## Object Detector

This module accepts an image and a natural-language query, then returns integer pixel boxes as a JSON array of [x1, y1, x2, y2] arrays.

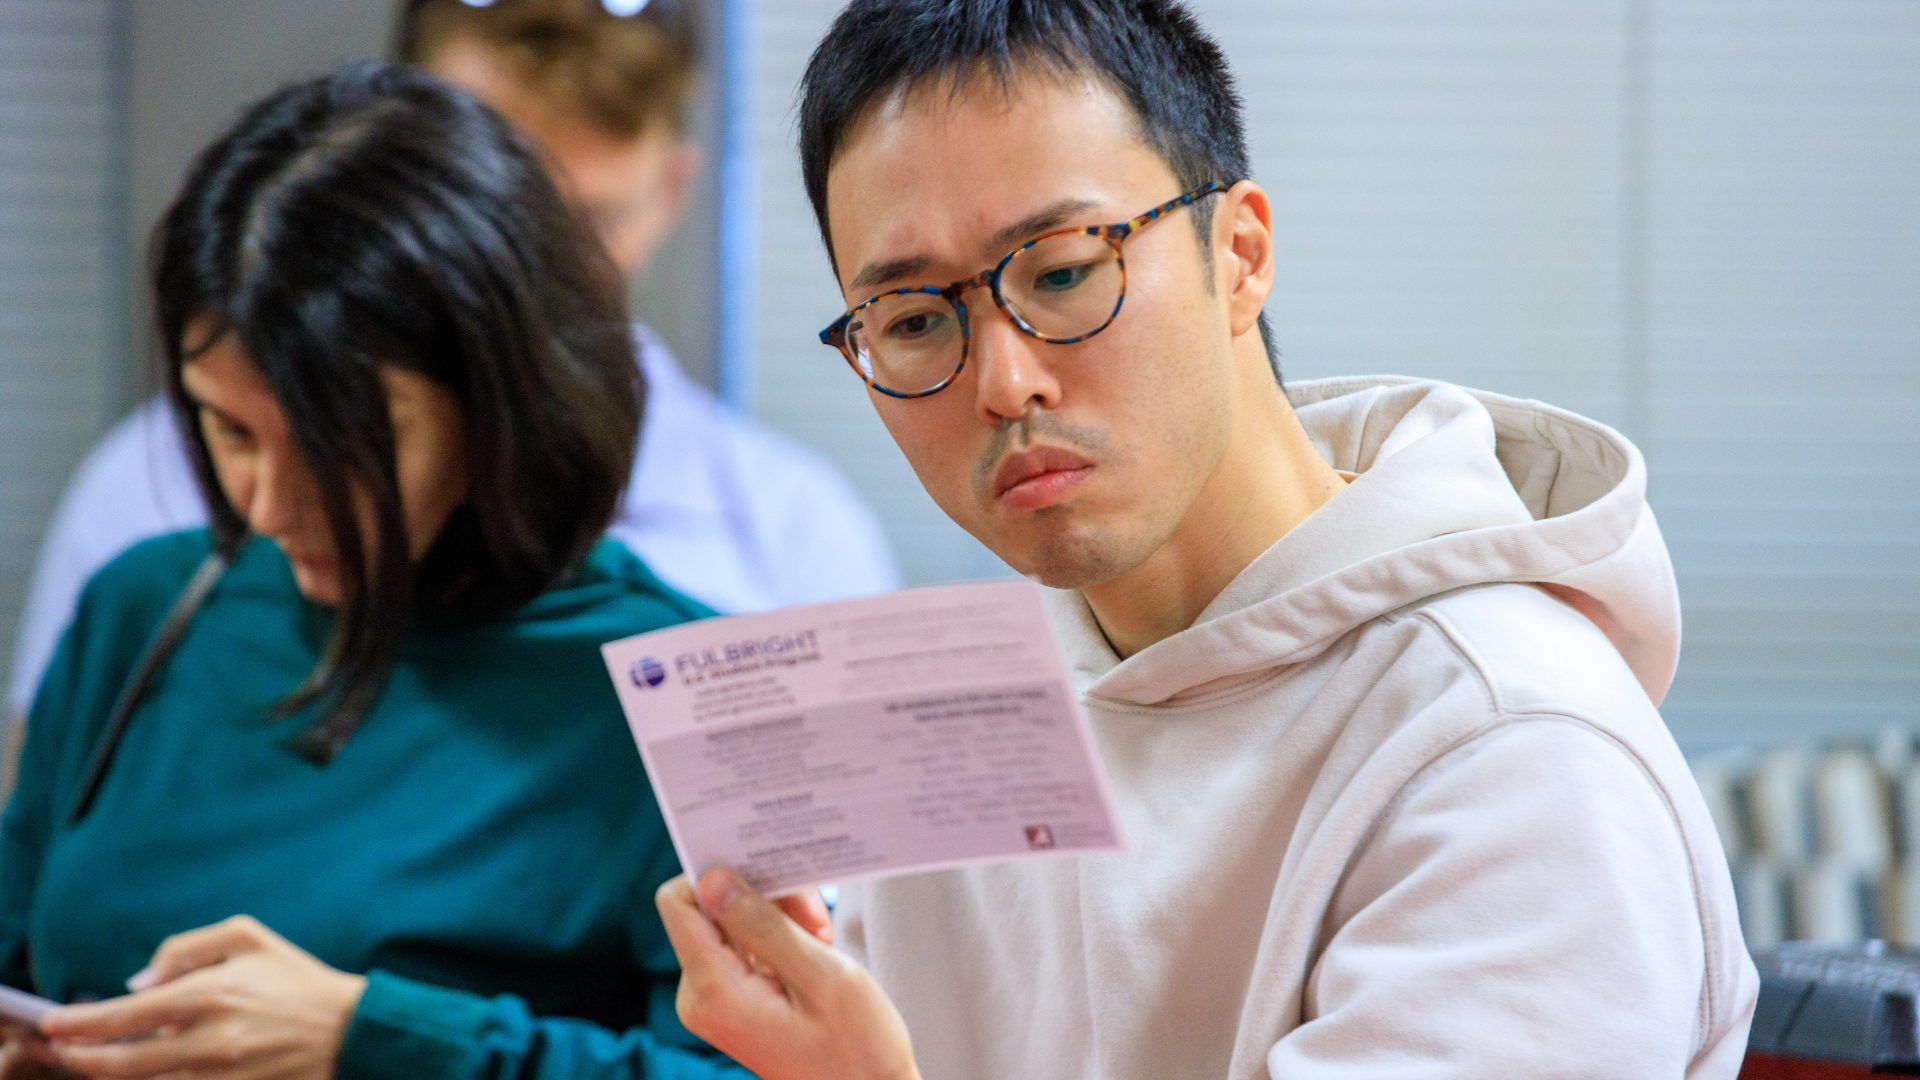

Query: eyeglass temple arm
[[1116, 180, 1232, 237]]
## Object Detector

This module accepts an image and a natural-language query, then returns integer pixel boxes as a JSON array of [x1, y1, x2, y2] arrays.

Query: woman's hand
[[657, 869, 919, 1080], [0, 1023, 70, 1080], [38, 915, 366, 1079]]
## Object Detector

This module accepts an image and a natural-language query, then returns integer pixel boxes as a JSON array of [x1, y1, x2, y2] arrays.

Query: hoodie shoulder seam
[[1400, 605, 1726, 1052]]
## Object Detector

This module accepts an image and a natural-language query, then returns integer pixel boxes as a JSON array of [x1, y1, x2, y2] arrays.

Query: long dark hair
[[151, 61, 640, 761]]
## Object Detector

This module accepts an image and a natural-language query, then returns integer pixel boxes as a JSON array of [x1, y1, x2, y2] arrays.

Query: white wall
[[744, 1, 1920, 746]]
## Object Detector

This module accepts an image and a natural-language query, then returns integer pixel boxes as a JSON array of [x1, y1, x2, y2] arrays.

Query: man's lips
[[993, 447, 1095, 511]]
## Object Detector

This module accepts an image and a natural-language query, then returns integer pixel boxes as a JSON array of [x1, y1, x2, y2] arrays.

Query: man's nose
[[968, 300, 1064, 426]]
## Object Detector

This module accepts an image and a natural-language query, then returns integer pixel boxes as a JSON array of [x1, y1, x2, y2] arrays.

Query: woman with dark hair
[[0, 62, 806, 1079]]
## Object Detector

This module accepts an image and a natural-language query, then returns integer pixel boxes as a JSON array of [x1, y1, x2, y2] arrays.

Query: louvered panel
[[1646, 0, 1920, 741], [0, 0, 122, 706], [1215, 0, 1637, 426]]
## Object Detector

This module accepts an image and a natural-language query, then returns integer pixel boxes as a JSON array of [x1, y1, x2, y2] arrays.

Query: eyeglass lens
[[847, 232, 1124, 394]]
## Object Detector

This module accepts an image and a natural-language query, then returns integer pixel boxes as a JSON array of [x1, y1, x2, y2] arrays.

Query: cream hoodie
[[837, 377, 1758, 1080]]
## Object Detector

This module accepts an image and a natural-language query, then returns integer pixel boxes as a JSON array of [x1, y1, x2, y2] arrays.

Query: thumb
[[696, 868, 846, 992]]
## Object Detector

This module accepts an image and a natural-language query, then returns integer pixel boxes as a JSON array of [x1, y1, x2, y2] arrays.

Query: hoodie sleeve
[[1266, 717, 1726, 1080]]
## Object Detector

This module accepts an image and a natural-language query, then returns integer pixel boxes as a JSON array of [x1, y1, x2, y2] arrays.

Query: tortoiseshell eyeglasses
[[819, 181, 1230, 399]]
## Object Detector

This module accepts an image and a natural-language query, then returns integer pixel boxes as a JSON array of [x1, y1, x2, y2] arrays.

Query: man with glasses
[[656, 2, 1756, 1078], [4, 0, 899, 756]]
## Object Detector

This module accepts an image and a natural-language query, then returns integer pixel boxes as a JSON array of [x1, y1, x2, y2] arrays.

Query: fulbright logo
[[628, 656, 667, 689]]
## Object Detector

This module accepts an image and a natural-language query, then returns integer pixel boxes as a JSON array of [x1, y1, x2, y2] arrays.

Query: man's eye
[[1032, 262, 1096, 293], [886, 310, 948, 340]]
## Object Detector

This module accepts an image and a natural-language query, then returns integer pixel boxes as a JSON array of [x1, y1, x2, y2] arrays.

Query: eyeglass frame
[[819, 180, 1232, 400]]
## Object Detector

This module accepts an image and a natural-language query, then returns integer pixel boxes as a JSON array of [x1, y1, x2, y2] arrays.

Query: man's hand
[[657, 869, 919, 1080], [38, 915, 366, 1079], [770, 885, 835, 948]]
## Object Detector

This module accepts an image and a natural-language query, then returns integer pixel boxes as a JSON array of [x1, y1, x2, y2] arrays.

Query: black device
[[1743, 940, 1920, 1077]]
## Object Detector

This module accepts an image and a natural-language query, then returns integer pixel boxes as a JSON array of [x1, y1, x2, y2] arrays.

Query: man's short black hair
[[797, 0, 1277, 375]]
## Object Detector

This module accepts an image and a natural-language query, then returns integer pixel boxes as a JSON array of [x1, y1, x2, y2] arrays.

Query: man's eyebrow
[[846, 198, 1106, 294], [850, 254, 933, 293], [987, 198, 1102, 252]]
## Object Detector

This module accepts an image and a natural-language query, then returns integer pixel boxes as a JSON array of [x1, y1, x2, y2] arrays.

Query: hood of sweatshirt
[[1049, 376, 1680, 708]]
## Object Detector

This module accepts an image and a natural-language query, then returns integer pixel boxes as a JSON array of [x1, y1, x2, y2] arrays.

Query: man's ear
[[1217, 180, 1275, 338]]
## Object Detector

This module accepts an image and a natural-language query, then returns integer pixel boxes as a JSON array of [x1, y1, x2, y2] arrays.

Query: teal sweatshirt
[[0, 530, 746, 1079]]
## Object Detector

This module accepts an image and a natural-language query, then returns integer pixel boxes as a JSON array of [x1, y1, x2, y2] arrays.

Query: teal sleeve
[[336, 971, 749, 1080]]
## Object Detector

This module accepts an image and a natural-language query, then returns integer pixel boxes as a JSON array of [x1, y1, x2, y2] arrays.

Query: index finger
[[773, 889, 834, 946], [39, 974, 210, 1042], [693, 868, 853, 994]]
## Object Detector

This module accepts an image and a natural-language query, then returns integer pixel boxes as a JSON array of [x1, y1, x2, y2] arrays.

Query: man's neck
[[1080, 385, 1345, 659]]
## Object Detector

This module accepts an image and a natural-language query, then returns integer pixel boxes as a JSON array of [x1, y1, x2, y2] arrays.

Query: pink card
[[602, 580, 1124, 897]]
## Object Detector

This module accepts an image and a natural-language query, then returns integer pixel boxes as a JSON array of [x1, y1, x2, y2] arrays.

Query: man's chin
[[995, 527, 1136, 594]]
